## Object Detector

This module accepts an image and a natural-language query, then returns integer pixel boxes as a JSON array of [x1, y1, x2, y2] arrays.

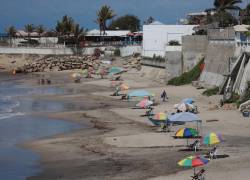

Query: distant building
[[234, 25, 250, 46], [142, 21, 197, 57], [85, 29, 142, 46], [187, 11, 215, 25]]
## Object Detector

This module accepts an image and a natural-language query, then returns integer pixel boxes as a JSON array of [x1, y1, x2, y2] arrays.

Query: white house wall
[[142, 25, 196, 58]]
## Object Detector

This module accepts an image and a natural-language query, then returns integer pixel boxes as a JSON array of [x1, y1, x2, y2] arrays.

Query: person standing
[[161, 90, 167, 102]]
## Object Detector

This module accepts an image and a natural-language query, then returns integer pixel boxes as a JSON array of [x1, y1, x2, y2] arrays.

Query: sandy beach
[[1, 63, 250, 180]]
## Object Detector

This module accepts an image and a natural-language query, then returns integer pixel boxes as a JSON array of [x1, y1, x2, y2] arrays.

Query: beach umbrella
[[178, 155, 209, 167], [136, 99, 153, 108], [178, 155, 209, 176], [175, 128, 198, 138], [154, 112, 167, 120], [108, 67, 123, 75], [182, 98, 194, 104], [203, 132, 222, 145], [128, 90, 152, 98]]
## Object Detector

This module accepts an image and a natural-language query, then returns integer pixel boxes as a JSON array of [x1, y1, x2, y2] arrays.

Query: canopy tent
[[168, 112, 201, 122], [168, 112, 202, 135], [128, 90, 153, 98]]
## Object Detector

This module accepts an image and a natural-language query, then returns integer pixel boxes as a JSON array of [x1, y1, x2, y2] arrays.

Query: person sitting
[[189, 140, 200, 151], [160, 123, 167, 133], [207, 146, 218, 159], [145, 107, 154, 116], [121, 95, 128, 100], [191, 169, 206, 180]]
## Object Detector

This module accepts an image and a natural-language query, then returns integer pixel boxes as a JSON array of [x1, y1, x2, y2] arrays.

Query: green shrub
[[167, 58, 204, 86], [202, 87, 219, 96], [114, 48, 121, 56], [168, 40, 180, 46]]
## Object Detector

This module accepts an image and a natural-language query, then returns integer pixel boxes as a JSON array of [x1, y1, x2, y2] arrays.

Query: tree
[[73, 23, 86, 45], [55, 15, 74, 36], [212, 0, 242, 13], [214, 11, 238, 27], [108, 15, 141, 32], [24, 24, 35, 44], [144, 16, 155, 25], [95, 5, 116, 35], [5, 26, 16, 46], [36, 25, 45, 37], [206, 0, 242, 27], [241, 3, 250, 24]]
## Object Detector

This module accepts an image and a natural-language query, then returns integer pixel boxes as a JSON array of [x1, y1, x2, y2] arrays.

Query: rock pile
[[19, 55, 100, 73], [122, 56, 141, 70]]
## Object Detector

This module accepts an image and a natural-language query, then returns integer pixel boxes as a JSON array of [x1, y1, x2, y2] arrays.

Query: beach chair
[[191, 169, 205, 180], [206, 146, 218, 159], [188, 140, 200, 151]]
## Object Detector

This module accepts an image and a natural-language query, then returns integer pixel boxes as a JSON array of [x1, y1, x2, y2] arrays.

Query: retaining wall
[[0, 45, 142, 57]]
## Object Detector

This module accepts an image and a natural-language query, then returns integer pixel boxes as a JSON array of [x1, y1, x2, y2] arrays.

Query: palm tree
[[5, 26, 16, 46], [36, 25, 45, 37], [95, 5, 115, 35], [206, 0, 242, 27], [24, 24, 35, 44], [212, 0, 242, 13], [73, 23, 86, 55]]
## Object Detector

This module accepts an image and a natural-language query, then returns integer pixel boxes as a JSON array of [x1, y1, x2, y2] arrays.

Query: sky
[[0, 0, 249, 33]]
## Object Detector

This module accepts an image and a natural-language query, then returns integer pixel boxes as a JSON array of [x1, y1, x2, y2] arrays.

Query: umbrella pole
[[194, 167, 196, 176]]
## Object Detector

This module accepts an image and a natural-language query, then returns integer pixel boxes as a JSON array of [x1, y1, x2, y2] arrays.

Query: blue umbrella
[[108, 67, 123, 75], [182, 98, 194, 104], [168, 112, 201, 123], [128, 90, 152, 98]]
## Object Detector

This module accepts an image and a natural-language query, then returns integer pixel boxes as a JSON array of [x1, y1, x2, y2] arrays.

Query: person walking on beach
[[161, 90, 167, 102]]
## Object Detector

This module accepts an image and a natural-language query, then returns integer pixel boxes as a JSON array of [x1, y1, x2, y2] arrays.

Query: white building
[[142, 21, 197, 57]]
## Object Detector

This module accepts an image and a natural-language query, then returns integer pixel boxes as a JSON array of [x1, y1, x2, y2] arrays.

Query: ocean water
[[0, 80, 81, 179]]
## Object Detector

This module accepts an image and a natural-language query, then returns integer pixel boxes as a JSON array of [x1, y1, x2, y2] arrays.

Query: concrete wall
[[0, 45, 142, 56], [182, 35, 208, 71], [207, 28, 235, 40], [141, 57, 165, 68], [0, 47, 95, 55], [165, 51, 183, 80], [119, 45, 142, 57], [200, 41, 236, 86]]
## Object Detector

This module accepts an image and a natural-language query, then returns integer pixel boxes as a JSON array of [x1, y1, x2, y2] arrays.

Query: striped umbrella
[[136, 99, 153, 108], [178, 155, 209, 167], [178, 155, 209, 176], [175, 128, 198, 138], [203, 132, 222, 145], [154, 112, 167, 120]]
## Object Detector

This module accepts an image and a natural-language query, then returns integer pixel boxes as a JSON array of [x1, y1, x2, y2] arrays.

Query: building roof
[[16, 30, 40, 37], [149, 21, 165, 25], [234, 25, 250, 32], [187, 11, 215, 16], [86, 29, 131, 36]]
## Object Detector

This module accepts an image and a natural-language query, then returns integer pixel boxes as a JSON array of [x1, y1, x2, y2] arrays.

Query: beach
[[0, 64, 250, 180]]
